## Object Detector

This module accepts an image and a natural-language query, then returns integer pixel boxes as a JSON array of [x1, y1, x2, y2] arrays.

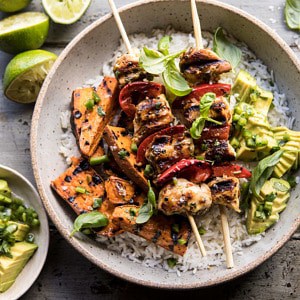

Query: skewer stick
[[219, 206, 234, 268], [187, 214, 206, 257], [108, 0, 207, 258], [191, 0, 203, 50], [190, 0, 234, 267], [108, 0, 133, 54]]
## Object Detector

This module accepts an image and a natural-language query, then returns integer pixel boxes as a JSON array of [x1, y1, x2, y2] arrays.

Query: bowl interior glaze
[[31, 0, 300, 289]]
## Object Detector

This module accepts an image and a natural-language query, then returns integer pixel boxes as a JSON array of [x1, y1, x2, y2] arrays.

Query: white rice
[[59, 28, 292, 274]]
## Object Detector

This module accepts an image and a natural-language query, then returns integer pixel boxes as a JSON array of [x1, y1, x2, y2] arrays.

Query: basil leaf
[[250, 150, 284, 198], [158, 36, 171, 55], [70, 211, 108, 237], [190, 93, 217, 139], [213, 27, 242, 69], [136, 181, 156, 224], [285, 0, 300, 30], [162, 61, 192, 96], [139, 47, 166, 74]]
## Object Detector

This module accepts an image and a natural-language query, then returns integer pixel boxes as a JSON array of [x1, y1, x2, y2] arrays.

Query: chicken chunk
[[145, 131, 194, 174], [179, 48, 232, 84], [208, 177, 240, 212], [133, 94, 175, 145], [112, 205, 191, 256], [113, 52, 152, 86], [158, 178, 212, 216]]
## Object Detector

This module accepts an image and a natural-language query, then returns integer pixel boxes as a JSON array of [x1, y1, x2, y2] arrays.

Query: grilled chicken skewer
[[108, 0, 207, 257], [189, 0, 234, 268]]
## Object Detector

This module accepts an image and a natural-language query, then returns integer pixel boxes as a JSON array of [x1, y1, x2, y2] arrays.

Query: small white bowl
[[0, 165, 49, 300]]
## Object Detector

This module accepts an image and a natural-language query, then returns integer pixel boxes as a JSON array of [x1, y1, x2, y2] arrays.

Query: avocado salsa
[[0, 179, 39, 293]]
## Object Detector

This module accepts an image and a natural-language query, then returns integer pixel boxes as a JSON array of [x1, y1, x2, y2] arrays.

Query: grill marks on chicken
[[179, 48, 232, 84], [113, 53, 152, 87], [158, 178, 212, 216], [208, 177, 241, 212], [133, 94, 175, 145], [145, 131, 194, 174], [112, 205, 191, 256]]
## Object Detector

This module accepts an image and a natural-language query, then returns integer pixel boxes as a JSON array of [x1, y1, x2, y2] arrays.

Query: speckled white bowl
[[0, 165, 49, 300], [31, 0, 300, 289]]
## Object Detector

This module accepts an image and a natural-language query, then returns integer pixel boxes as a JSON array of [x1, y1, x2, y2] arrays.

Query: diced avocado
[[8, 222, 30, 242], [247, 178, 290, 235], [0, 241, 38, 292], [273, 127, 300, 177], [232, 70, 256, 103], [0, 180, 11, 198]]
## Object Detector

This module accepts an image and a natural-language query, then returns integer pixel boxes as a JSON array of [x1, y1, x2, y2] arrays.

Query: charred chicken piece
[[158, 178, 212, 216], [113, 52, 152, 87], [145, 131, 194, 174], [208, 177, 241, 212], [133, 94, 175, 145], [112, 205, 191, 256], [179, 48, 232, 84]]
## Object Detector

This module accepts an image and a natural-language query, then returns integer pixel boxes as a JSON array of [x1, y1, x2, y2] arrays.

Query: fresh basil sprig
[[213, 27, 242, 69], [190, 92, 222, 139], [136, 181, 156, 224], [70, 211, 108, 237], [285, 0, 300, 30], [249, 150, 284, 198], [139, 36, 192, 96]]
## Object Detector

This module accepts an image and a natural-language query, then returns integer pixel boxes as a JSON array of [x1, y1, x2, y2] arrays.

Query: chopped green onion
[[246, 138, 256, 148], [177, 238, 187, 245], [89, 155, 110, 166], [93, 198, 103, 209], [75, 186, 86, 194], [129, 208, 136, 217], [264, 201, 273, 212], [118, 149, 129, 160], [85, 99, 94, 110], [230, 137, 240, 148], [25, 233, 35, 243], [172, 177, 178, 185], [97, 106, 106, 116], [198, 226, 206, 235], [238, 117, 247, 126], [255, 211, 266, 220], [92, 91, 101, 103], [265, 193, 276, 202], [144, 164, 153, 177], [131, 143, 138, 152], [232, 114, 240, 122], [167, 257, 177, 268]]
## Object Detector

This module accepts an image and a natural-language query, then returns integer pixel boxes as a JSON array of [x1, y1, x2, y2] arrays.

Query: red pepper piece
[[119, 81, 165, 118], [200, 123, 231, 141], [156, 159, 212, 185], [136, 125, 186, 165], [212, 164, 252, 178], [172, 83, 231, 109]]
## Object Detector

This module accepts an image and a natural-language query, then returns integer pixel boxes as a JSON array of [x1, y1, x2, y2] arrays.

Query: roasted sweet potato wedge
[[103, 125, 148, 191], [112, 205, 191, 256], [71, 77, 119, 157], [51, 157, 105, 214]]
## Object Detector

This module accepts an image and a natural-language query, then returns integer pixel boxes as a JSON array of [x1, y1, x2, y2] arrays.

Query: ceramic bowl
[[31, 0, 300, 289], [0, 165, 49, 300]]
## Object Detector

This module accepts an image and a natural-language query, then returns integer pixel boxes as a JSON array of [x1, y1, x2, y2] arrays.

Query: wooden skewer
[[108, 0, 133, 54], [108, 0, 206, 258], [190, 0, 234, 267], [191, 0, 203, 50], [187, 214, 206, 257]]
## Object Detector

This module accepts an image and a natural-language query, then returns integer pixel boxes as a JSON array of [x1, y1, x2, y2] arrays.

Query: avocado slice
[[232, 70, 256, 103], [249, 86, 273, 116], [0, 241, 38, 292], [0, 180, 12, 204], [7, 222, 30, 242], [246, 178, 290, 235]]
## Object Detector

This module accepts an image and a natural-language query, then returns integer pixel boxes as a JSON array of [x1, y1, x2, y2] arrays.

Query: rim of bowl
[[31, 0, 300, 289], [0, 164, 49, 299]]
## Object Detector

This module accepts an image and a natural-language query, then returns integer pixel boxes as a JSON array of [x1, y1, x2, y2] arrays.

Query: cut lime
[[42, 0, 91, 25], [0, 12, 49, 54], [0, 0, 32, 12], [3, 50, 57, 104]]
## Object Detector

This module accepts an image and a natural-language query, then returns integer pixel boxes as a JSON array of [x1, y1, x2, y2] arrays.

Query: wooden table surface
[[0, 0, 299, 299]]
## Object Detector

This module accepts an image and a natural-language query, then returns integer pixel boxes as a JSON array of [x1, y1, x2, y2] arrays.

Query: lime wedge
[[42, 0, 91, 25], [3, 50, 57, 104], [0, 12, 49, 54], [0, 0, 32, 12]]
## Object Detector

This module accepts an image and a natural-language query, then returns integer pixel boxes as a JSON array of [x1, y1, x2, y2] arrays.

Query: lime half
[[42, 0, 91, 25], [3, 50, 57, 104], [0, 0, 32, 12], [0, 12, 49, 54]]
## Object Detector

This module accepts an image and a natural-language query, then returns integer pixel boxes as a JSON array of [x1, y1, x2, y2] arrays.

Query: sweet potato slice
[[112, 205, 191, 256], [103, 125, 148, 191], [71, 77, 119, 157], [51, 157, 105, 214]]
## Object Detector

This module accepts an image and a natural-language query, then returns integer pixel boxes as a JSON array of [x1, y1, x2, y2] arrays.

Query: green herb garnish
[[89, 155, 110, 166], [190, 93, 222, 139], [97, 106, 106, 116], [167, 257, 177, 268], [177, 238, 187, 245], [285, 0, 300, 30], [70, 211, 108, 237], [118, 149, 129, 159], [92, 91, 101, 103], [85, 99, 94, 110], [213, 27, 242, 69], [75, 186, 86, 194], [92, 198, 103, 209], [198, 226, 206, 235]]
